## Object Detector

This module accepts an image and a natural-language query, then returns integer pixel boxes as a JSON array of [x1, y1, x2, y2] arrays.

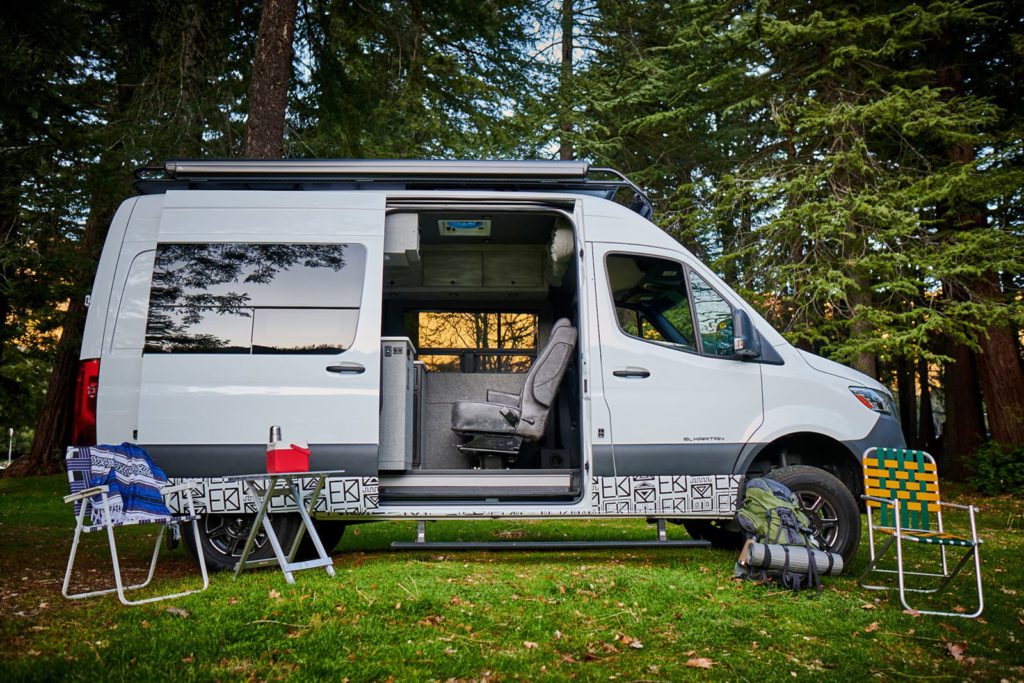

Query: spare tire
[[767, 465, 861, 564]]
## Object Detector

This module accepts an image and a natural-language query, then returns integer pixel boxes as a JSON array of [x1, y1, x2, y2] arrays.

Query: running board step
[[391, 540, 711, 551]]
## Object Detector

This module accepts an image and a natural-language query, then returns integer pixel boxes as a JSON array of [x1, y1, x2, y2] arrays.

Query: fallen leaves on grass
[[864, 622, 880, 633], [946, 641, 968, 662], [902, 609, 921, 617], [523, 641, 538, 650], [418, 615, 445, 627], [268, 589, 281, 600], [617, 633, 643, 649], [164, 607, 189, 618], [686, 656, 714, 669], [860, 603, 876, 610]]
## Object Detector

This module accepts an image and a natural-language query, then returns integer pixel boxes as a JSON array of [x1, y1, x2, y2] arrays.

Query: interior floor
[[376, 205, 583, 500]]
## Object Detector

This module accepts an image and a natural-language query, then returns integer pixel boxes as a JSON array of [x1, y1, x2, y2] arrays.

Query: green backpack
[[735, 477, 824, 591]]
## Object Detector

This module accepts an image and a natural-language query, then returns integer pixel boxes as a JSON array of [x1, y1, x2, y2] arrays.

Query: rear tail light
[[72, 359, 100, 446]]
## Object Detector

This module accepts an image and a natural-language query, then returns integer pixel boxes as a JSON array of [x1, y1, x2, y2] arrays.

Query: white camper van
[[75, 160, 903, 570]]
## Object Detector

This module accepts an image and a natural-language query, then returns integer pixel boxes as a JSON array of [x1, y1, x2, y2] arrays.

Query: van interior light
[[439, 219, 491, 237]]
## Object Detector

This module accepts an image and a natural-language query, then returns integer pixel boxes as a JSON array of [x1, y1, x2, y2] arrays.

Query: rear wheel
[[297, 520, 346, 556], [767, 465, 861, 564], [184, 513, 301, 572]]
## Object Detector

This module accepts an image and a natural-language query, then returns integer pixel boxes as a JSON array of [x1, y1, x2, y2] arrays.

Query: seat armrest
[[486, 390, 520, 407], [64, 485, 109, 504]]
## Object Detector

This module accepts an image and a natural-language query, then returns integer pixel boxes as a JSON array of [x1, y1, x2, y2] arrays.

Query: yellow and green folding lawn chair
[[859, 447, 983, 618]]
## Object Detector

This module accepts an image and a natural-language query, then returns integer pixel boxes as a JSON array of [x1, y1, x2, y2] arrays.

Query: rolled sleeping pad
[[742, 542, 844, 576]]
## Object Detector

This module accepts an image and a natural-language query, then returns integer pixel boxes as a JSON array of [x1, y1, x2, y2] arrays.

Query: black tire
[[184, 513, 302, 572], [681, 519, 745, 549], [767, 465, 861, 564], [296, 520, 346, 557]]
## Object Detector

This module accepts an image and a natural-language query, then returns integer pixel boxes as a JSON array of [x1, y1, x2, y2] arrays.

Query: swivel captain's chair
[[450, 318, 578, 462]]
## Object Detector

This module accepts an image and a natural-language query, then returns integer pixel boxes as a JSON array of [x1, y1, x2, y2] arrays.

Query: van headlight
[[849, 386, 896, 417]]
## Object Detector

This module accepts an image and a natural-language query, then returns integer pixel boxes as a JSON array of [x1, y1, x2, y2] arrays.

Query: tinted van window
[[145, 243, 365, 354]]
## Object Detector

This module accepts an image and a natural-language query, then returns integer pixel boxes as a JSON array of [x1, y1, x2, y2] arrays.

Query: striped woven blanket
[[83, 443, 171, 526]]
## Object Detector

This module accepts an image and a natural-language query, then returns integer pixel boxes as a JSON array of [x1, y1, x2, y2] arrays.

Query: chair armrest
[[486, 390, 520, 407], [861, 494, 898, 508], [64, 485, 109, 504], [936, 500, 976, 511]]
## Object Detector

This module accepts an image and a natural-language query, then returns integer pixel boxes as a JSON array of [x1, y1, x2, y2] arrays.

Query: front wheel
[[767, 465, 861, 564]]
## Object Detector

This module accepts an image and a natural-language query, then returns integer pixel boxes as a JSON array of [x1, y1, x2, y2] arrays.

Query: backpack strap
[[804, 536, 821, 592]]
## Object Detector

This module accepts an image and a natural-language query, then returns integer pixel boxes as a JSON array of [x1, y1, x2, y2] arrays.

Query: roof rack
[[132, 159, 654, 219]]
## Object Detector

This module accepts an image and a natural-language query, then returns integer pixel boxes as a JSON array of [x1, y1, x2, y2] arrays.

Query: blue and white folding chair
[[62, 445, 209, 605]]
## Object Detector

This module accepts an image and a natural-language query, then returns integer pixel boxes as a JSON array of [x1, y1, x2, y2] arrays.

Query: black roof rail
[[132, 159, 655, 219]]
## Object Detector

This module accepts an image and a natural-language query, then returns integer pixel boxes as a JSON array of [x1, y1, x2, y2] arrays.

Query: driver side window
[[606, 253, 696, 352]]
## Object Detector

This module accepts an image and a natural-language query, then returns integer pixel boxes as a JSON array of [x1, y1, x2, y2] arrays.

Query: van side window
[[144, 243, 365, 354], [606, 254, 696, 352], [689, 272, 734, 357]]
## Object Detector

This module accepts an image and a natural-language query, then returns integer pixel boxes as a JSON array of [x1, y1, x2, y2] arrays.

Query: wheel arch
[[738, 431, 863, 500]]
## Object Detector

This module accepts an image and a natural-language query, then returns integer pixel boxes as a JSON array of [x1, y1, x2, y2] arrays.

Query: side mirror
[[732, 309, 761, 360]]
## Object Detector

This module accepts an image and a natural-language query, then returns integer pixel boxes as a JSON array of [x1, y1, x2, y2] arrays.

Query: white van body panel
[[757, 352, 880, 442], [136, 191, 385, 452], [81, 197, 139, 360]]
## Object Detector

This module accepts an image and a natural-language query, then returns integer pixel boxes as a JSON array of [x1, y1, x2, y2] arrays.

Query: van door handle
[[326, 363, 365, 374], [613, 367, 650, 378]]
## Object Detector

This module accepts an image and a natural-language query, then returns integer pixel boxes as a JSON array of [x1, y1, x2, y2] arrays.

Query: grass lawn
[[1, 475, 1022, 681]]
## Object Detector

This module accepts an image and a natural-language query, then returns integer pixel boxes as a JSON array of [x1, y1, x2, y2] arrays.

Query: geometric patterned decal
[[591, 475, 743, 516], [162, 474, 740, 518], [164, 476, 379, 515]]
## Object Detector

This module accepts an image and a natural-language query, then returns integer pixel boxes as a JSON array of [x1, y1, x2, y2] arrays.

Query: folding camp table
[[226, 472, 338, 584]]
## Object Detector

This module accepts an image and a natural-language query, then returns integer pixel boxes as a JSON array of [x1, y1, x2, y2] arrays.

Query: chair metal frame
[[62, 449, 209, 605], [858, 447, 983, 618]]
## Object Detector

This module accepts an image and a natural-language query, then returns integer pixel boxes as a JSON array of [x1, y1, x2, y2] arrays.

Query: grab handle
[[326, 363, 365, 374]]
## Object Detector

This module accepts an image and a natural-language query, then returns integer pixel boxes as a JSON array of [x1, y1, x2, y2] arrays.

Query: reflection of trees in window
[[145, 243, 353, 354], [690, 274, 733, 357], [414, 312, 538, 372]]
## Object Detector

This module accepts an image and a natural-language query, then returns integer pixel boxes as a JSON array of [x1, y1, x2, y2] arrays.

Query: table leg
[[290, 478, 335, 577], [234, 477, 276, 580]]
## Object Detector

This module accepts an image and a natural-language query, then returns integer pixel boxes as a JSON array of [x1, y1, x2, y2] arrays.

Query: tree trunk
[[942, 337, 985, 480], [558, 0, 574, 161], [244, 0, 298, 159], [896, 355, 918, 445], [10, 206, 116, 477], [917, 354, 936, 453], [848, 274, 877, 379], [936, 31, 1024, 450], [973, 274, 1024, 447]]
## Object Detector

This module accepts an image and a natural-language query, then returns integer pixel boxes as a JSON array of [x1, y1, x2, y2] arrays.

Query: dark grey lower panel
[[592, 443, 742, 477], [842, 414, 906, 460], [143, 443, 378, 477]]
